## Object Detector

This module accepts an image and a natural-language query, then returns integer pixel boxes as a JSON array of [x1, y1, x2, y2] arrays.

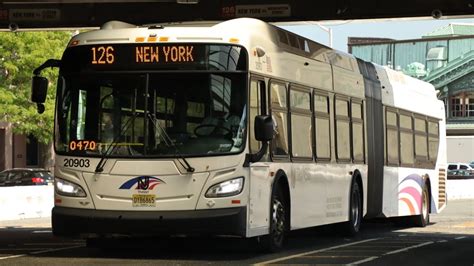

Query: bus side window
[[386, 109, 399, 166], [270, 81, 289, 157], [400, 113, 414, 166], [335, 97, 351, 161], [290, 87, 312, 159], [314, 93, 331, 161], [249, 79, 265, 153], [351, 100, 365, 163], [428, 120, 439, 167], [414, 116, 428, 167]]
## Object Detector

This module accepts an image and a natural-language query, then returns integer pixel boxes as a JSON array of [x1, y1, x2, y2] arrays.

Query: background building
[[348, 23, 474, 162], [0, 122, 52, 171]]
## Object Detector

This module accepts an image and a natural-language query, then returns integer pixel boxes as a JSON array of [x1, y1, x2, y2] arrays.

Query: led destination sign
[[91, 45, 195, 65], [61, 43, 247, 72], [135, 45, 194, 64]]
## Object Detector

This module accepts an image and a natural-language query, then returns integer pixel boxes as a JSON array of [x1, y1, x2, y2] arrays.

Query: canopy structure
[[0, 0, 473, 30]]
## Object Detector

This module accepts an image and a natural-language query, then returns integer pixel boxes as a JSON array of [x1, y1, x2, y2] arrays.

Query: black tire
[[413, 183, 430, 227], [343, 181, 363, 236], [260, 186, 288, 252]]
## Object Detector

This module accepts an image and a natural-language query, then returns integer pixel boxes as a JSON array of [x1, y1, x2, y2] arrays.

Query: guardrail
[[447, 178, 474, 200], [0, 185, 54, 221]]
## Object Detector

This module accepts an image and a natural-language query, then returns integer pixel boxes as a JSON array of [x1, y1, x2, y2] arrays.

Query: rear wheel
[[260, 186, 288, 252], [343, 181, 362, 236], [413, 183, 430, 227]]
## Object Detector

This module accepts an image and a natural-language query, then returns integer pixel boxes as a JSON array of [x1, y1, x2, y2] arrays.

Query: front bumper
[[52, 206, 247, 238]]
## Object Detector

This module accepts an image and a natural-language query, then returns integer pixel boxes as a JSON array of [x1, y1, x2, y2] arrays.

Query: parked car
[[469, 161, 474, 168], [447, 162, 474, 173], [0, 168, 53, 187]]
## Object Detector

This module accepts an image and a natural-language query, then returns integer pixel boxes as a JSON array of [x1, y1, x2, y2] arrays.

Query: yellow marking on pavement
[[453, 221, 474, 228], [0, 254, 27, 260]]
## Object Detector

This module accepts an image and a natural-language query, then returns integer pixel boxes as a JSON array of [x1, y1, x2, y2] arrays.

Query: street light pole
[[306, 22, 333, 48]]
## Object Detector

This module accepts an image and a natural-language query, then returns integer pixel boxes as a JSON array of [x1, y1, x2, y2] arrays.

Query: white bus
[[32, 18, 447, 251]]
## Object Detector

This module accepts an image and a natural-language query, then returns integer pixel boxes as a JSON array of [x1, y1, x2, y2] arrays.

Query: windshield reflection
[[55, 72, 247, 157]]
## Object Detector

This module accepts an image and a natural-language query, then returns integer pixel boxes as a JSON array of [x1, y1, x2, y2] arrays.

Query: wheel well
[[273, 170, 291, 230]]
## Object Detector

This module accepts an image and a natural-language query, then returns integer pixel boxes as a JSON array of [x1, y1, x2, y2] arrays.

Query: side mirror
[[31, 76, 48, 104], [254, 115, 274, 141]]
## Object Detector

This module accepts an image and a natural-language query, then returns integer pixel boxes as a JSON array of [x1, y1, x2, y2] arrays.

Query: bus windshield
[[55, 44, 248, 158]]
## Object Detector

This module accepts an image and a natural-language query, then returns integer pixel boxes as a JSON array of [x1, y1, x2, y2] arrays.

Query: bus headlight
[[55, 178, 87, 197], [205, 177, 244, 198]]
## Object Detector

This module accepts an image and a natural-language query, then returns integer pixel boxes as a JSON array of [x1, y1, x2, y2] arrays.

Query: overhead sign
[[221, 4, 291, 18], [0, 9, 7, 21], [9, 9, 60, 21]]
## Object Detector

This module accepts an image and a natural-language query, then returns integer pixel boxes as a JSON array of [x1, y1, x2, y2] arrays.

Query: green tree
[[0, 31, 71, 144]]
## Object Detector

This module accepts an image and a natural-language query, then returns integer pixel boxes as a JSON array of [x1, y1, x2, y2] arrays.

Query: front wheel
[[342, 181, 362, 236], [260, 186, 288, 252]]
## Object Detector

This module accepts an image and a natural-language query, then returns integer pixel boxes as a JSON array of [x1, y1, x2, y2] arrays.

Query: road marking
[[0, 244, 83, 260], [454, 236, 466, 240], [0, 254, 27, 260], [30, 244, 84, 255], [24, 242, 83, 246], [32, 230, 52, 234], [453, 222, 474, 228], [0, 248, 41, 251], [350, 256, 379, 265], [384, 241, 433, 255], [254, 238, 380, 265], [437, 240, 448, 243], [304, 255, 370, 258], [322, 249, 392, 253]]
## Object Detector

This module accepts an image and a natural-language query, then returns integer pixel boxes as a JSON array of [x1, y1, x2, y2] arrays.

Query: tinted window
[[34, 171, 53, 180], [0, 173, 7, 182]]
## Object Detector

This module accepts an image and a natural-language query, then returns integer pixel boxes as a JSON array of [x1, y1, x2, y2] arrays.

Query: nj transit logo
[[119, 176, 165, 190]]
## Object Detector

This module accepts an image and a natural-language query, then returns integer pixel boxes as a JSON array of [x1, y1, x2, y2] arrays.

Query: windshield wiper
[[95, 114, 138, 173], [147, 113, 195, 173]]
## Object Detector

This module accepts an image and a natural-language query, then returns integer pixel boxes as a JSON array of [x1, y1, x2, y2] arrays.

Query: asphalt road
[[0, 199, 472, 265]]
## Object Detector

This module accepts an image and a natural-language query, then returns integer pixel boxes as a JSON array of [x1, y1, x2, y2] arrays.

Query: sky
[[280, 17, 474, 53]]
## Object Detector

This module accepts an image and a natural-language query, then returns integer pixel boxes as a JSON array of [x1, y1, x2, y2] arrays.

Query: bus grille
[[438, 168, 447, 208]]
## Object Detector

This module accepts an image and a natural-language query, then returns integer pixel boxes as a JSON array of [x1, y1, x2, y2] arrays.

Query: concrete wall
[[0, 186, 54, 221], [446, 136, 474, 163], [447, 179, 474, 200]]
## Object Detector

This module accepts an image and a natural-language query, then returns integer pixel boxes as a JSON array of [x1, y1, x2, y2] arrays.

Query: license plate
[[132, 194, 156, 207]]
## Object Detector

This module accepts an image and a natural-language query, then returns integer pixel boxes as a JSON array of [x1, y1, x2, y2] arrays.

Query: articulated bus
[[32, 18, 447, 251]]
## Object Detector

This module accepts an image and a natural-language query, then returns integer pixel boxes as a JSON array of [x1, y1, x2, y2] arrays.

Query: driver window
[[249, 79, 264, 153]]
